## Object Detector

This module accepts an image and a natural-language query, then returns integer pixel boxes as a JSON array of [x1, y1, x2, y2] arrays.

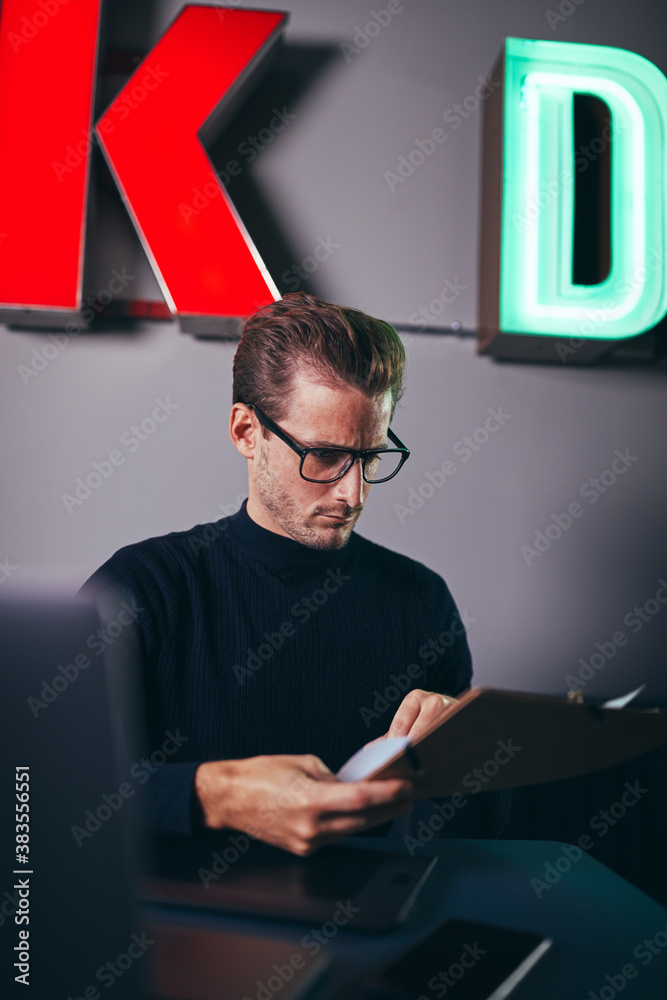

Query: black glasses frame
[[245, 403, 410, 484]]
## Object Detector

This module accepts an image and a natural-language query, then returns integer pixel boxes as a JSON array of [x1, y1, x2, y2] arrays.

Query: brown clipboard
[[360, 687, 667, 796]]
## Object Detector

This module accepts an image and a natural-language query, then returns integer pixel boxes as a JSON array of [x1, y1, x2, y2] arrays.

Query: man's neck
[[245, 495, 292, 539]]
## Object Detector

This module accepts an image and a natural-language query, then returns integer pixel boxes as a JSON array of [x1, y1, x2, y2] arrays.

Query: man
[[81, 291, 510, 855]]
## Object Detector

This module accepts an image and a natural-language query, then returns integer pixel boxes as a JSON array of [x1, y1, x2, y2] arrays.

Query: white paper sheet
[[601, 684, 646, 709], [336, 736, 410, 782]]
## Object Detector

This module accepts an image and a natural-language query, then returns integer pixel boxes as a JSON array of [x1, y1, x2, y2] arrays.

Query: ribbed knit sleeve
[[78, 540, 203, 835]]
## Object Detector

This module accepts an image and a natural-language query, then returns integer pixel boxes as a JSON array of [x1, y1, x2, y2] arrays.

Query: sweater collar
[[223, 498, 355, 572]]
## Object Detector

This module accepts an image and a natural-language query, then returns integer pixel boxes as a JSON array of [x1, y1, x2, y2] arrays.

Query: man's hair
[[232, 292, 406, 435]]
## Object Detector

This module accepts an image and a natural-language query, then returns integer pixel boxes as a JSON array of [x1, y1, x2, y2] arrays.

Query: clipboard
[[336, 686, 667, 796]]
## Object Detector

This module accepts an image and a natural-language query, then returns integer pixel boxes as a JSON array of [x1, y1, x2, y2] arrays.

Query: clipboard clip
[[567, 687, 611, 724]]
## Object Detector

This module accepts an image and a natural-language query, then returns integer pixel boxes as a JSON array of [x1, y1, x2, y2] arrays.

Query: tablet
[[354, 916, 552, 1000]]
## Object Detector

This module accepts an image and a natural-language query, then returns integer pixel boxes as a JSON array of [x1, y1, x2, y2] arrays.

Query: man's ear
[[229, 403, 259, 459]]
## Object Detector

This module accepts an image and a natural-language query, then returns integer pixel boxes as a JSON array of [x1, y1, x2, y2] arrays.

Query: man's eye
[[312, 449, 340, 460]]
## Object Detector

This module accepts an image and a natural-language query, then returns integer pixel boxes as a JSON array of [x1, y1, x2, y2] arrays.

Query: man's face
[[245, 371, 393, 550]]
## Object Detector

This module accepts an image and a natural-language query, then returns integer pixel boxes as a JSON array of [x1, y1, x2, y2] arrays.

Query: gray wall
[[1, 0, 666, 703]]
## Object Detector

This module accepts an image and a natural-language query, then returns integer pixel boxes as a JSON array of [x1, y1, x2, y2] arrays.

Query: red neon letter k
[[95, 6, 286, 328]]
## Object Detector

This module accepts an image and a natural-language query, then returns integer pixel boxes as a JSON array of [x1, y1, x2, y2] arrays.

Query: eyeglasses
[[246, 403, 410, 484]]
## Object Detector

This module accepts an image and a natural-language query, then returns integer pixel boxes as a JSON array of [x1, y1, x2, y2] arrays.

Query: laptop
[[143, 834, 439, 932]]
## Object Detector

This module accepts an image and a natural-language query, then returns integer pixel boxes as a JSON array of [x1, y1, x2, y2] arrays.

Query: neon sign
[[479, 37, 667, 361], [0, 2, 286, 334]]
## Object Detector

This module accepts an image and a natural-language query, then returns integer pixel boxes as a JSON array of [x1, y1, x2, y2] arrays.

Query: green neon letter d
[[501, 37, 667, 341]]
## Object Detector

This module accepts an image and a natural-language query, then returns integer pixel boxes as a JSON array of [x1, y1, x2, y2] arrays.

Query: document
[[336, 686, 666, 795]]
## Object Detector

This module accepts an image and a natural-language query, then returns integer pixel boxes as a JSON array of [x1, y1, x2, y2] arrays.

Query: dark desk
[[142, 836, 667, 1000]]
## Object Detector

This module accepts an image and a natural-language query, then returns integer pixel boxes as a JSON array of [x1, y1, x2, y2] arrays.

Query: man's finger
[[361, 733, 389, 750], [387, 692, 458, 741], [295, 754, 337, 780], [309, 776, 414, 814], [386, 699, 422, 738], [311, 799, 414, 845]]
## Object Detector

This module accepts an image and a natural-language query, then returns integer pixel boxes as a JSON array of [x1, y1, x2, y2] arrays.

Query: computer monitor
[[0, 589, 147, 999]]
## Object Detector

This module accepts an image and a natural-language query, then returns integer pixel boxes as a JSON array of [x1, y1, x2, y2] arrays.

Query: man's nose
[[333, 456, 366, 508]]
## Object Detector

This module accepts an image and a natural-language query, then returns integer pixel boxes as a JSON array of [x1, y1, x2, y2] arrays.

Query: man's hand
[[194, 754, 414, 856], [384, 689, 458, 742]]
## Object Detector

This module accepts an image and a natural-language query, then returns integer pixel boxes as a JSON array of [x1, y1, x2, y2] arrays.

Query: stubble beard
[[253, 441, 356, 551]]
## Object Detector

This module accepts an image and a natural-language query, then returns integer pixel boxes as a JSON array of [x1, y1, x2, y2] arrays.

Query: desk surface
[[141, 836, 667, 1000]]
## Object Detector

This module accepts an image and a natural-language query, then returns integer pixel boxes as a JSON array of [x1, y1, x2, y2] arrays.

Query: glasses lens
[[363, 450, 404, 482], [302, 449, 354, 482], [301, 449, 404, 482]]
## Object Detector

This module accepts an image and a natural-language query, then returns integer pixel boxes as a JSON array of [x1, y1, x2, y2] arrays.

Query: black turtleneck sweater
[[80, 499, 510, 839]]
